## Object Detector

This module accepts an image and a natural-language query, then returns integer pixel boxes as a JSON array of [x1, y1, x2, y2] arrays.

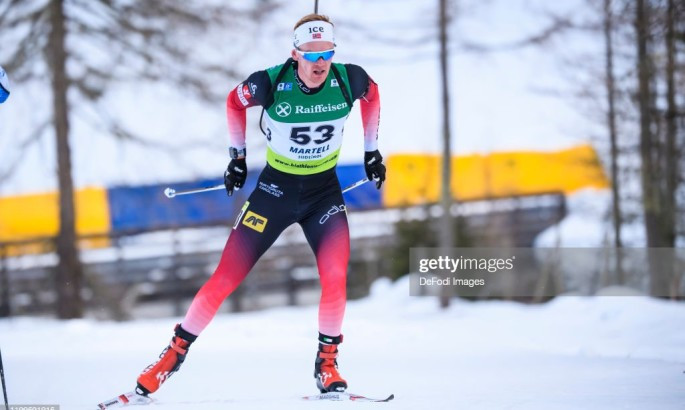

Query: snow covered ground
[[1, 277, 683, 409]]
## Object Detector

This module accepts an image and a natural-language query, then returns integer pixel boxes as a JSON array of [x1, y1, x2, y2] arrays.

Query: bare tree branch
[[0, 119, 50, 184]]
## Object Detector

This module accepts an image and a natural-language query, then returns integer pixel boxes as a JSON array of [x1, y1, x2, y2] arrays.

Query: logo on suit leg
[[319, 204, 346, 225], [242, 210, 268, 233]]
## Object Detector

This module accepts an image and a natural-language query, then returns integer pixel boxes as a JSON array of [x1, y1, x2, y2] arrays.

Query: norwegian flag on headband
[[293, 21, 335, 46]]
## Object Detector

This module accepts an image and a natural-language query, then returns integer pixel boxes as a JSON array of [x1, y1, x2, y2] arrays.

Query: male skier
[[136, 13, 384, 397]]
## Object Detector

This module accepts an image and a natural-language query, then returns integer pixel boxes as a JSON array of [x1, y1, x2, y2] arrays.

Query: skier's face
[[292, 41, 335, 88]]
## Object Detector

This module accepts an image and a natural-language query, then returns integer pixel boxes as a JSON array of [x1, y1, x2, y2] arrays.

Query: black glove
[[364, 150, 386, 189], [224, 158, 247, 196]]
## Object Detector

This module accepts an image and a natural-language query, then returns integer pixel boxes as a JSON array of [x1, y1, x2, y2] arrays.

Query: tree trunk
[[636, 0, 670, 296], [0, 247, 9, 317], [603, 0, 624, 284], [48, 0, 84, 318], [438, 0, 455, 308], [663, 0, 677, 247], [636, 0, 656, 246], [663, 0, 679, 297]]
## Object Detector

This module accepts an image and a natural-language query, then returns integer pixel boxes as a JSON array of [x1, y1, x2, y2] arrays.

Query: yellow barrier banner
[[0, 187, 111, 252], [384, 144, 609, 207]]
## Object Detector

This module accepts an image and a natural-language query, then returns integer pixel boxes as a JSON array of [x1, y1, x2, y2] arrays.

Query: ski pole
[[342, 177, 368, 193], [164, 184, 223, 199], [164, 178, 370, 199], [0, 347, 8, 410]]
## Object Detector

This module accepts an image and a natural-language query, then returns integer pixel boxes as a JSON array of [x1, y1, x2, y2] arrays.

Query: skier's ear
[[291, 48, 299, 61]]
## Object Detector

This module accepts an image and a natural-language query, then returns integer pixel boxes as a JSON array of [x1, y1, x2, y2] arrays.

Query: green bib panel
[[263, 63, 352, 175]]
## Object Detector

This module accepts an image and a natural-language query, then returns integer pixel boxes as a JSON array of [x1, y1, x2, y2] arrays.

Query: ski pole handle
[[164, 178, 369, 199]]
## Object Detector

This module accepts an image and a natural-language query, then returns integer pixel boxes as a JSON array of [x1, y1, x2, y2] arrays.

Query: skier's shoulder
[[337, 63, 366, 77], [241, 69, 272, 106], [337, 63, 374, 101]]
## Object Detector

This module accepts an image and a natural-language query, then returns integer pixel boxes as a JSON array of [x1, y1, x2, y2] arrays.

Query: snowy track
[[1, 277, 683, 409]]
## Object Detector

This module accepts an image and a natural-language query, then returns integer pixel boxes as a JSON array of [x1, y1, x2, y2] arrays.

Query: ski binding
[[96, 391, 153, 408]]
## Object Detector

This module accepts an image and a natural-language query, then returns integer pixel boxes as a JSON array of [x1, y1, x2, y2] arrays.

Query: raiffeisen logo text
[[295, 102, 347, 114]]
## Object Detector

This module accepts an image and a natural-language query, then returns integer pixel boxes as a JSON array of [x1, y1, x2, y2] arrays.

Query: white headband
[[293, 21, 335, 48]]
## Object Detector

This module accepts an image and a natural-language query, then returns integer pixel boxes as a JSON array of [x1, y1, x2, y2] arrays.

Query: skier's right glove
[[364, 150, 386, 189], [224, 158, 247, 196]]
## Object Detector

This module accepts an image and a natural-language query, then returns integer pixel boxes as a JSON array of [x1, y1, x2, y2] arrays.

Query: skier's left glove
[[224, 158, 247, 196], [364, 150, 386, 189]]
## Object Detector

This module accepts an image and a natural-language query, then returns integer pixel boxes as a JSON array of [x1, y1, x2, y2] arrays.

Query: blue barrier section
[[108, 178, 255, 233], [108, 164, 381, 234]]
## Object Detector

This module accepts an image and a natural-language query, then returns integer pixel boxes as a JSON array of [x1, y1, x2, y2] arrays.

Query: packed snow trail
[[1, 277, 683, 409]]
